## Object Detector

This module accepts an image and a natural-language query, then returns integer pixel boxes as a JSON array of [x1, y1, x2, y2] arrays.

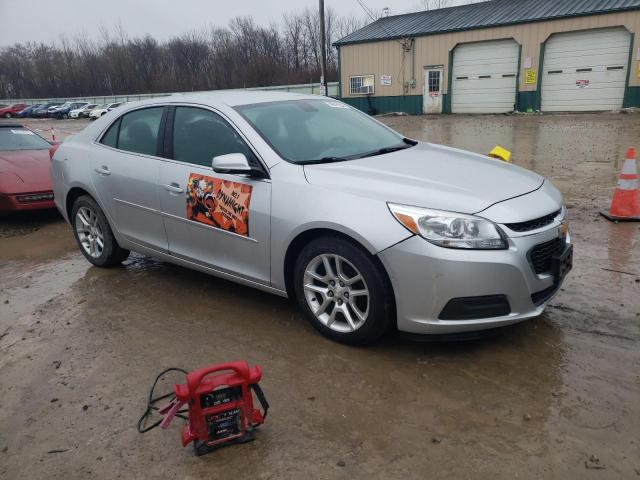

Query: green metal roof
[[335, 0, 640, 46]]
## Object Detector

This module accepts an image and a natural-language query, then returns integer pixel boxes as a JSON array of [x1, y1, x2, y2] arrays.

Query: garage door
[[451, 39, 519, 113], [541, 28, 631, 112]]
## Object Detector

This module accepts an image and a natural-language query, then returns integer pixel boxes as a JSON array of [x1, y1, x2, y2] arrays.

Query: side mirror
[[212, 153, 252, 175]]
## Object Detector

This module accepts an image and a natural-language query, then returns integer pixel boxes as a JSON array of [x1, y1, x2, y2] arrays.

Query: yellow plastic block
[[488, 145, 512, 162]]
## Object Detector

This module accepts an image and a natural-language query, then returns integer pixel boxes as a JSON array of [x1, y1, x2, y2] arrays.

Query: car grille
[[528, 237, 565, 274], [504, 209, 561, 232]]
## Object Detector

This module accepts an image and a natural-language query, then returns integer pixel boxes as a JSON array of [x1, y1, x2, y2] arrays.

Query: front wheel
[[293, 236, 394, 345], [3, 113, 11, 118], [71, 195, 129, 267]]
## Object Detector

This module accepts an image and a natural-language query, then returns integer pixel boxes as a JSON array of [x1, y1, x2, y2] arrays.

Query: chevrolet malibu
[[50, 92, 572, 345]]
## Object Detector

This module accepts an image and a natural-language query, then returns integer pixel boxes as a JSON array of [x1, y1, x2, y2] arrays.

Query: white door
[[423, 66, 443, 114], [451, 39, 519, 113], [541, 28, 631, 112]]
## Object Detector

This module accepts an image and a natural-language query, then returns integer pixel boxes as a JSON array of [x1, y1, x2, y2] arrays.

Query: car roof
[[126, 90, 322, 110]]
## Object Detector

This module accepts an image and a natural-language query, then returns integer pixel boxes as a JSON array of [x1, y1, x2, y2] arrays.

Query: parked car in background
[[70, 104, 97, 118], [52, 102, 89, 119], [0, 124, 56, 212], [46, 103, 66, 117], [0, 103, 28, 118], [32, 103, 61, 118], [16, 104, 43, 118], [51, 92, 572, 345], [89, 103, 123, 120]]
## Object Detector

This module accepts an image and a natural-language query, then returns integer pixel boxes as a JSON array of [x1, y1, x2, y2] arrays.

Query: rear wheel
[[3, 113, 10, 118], [71, 195, 129, 267], [293, 236, 394, 345]]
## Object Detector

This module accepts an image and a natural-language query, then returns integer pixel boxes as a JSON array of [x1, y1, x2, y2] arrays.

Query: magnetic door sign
[[186, 173, 252, 236], [525, 69, 536, 84]]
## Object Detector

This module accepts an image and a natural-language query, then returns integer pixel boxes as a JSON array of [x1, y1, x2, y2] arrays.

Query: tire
[[71, 195, 129, 267], [293, 235, 394, 345], [62, 113, 68, 119], [3, 113, 11, 118]]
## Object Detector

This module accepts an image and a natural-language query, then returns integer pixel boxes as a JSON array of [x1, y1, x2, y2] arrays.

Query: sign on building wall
[[525, 69, 537, 84], [576, 79, 590, 88], [380, 75, 392, 86]]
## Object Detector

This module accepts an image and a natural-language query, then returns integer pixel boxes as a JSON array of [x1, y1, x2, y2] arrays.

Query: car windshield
[[235, 99, 412, 164], [0, 128, 51, 151]]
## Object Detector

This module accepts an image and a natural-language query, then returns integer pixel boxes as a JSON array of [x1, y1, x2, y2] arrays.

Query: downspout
[[411, 38, 416, 90], [337, 46, 342, 98]]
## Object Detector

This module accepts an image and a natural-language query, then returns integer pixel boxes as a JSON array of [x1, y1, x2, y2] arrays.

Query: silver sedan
[[50, 91, 572, 345]]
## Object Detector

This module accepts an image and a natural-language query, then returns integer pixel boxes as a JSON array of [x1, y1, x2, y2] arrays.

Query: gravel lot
[[1, 113, 639, 479]]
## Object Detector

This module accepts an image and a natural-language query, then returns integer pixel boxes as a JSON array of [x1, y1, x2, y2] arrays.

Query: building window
[[349, 75, 375, 95], [428, 70, 441, 93]]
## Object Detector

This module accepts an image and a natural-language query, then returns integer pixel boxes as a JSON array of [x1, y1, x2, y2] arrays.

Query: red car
[[0, 124, 56, 212], [0, 103, 28, 118]]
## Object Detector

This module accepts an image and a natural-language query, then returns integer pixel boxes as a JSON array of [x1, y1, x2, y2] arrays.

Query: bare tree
[[0, 8, 371, 99], [418, 0, 453, 9]]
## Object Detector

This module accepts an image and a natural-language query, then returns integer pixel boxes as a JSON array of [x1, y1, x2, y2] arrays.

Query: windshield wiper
[[304, 156, 350, 165], [358, 138, 417, 159]]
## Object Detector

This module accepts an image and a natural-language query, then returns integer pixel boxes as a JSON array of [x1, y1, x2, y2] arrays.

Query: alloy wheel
[[303, 254, 370, 333], [75, 206, 104, 258]]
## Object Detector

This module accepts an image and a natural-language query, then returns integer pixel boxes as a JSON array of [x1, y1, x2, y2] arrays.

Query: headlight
[[388, 203, 507, 249]]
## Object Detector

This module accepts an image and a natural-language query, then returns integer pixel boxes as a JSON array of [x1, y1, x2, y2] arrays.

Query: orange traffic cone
[[600, 147, 640, 222]]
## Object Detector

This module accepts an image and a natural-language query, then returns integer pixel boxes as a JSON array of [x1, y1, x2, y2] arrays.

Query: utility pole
[[319, 0, 328, 96]]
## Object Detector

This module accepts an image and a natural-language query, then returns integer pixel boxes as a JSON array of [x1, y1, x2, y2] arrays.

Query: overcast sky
[[0, 0, 475, 47]]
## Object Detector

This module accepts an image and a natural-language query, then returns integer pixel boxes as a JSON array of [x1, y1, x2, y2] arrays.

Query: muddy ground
[[1, 114, 639, 479]]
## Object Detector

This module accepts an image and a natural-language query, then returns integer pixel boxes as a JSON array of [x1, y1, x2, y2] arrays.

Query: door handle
[[163, 183, 184, 194], [95, 165, 111, 176]]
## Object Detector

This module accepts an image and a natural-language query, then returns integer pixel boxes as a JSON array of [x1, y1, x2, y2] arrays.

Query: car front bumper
[[0, 192, 56, 212], [377, 224, 571, 335]]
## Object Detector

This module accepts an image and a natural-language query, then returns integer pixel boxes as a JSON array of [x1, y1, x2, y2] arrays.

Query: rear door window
[[115, 107, 164, 156]]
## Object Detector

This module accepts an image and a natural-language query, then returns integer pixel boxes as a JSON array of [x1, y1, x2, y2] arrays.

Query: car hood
[[303, 142, 544, 214], [0, 149, 52, 194]]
